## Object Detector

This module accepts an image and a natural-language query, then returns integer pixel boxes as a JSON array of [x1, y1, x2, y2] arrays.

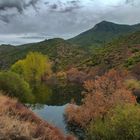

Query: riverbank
[[0, 95, 75, 140]]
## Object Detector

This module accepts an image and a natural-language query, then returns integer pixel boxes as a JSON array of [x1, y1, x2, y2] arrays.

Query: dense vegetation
[[65, 69, 139, 139], [69, 21, 140, 47], [0, 38, 88, 71], [0, 95, 74, 140], [1, 21, 140, 139], [87, 104, 140, 140], [0, 71, 33, 102]]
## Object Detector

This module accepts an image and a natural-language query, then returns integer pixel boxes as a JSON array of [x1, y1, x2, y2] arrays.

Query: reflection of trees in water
[[30, 82, 83, 105], [28, 104, 45, 110], [49, 83, 84, 106], [32, 82, 53, 104], [63, 114, 86, 140]]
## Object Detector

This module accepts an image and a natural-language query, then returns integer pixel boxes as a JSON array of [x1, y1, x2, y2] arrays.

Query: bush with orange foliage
[[67, 68, 87, 84], [0, 95, 75, 140], [65, 69, 136, 127]]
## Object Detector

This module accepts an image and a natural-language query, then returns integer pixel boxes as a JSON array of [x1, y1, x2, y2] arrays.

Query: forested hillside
[[69, 21, 140, 47], [0, 38, 88, 71]]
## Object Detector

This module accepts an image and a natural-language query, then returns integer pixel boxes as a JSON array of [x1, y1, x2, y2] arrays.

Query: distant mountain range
[[68, 21, 140, 47]]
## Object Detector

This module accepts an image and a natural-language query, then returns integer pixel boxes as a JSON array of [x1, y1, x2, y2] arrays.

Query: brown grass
[[0, 95, 75, 140]]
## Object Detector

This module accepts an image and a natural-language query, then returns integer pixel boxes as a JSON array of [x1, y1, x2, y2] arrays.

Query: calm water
[[32, 104, 68, 133], [31, 104, 85, 140], [31, 82, 85, 139]]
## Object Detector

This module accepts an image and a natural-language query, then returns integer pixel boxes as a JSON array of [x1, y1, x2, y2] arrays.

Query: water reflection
[[64, 116, 86, 140], [31, 82, 85, 139], [32, 82, 84, 105]]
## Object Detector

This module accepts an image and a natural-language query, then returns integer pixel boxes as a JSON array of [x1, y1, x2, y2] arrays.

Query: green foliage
[[87, 104, 140, 140], [131, 48, 139, 53], [124, 52, 140, 68], [32, 83, 52, 104], [0, 38, 88, 72], [11, 52, 52, 83], [125, 79, 140, 90], [69, 21, 140, 47], [0, 71, 33, 102], [80, 31, 140, 71]]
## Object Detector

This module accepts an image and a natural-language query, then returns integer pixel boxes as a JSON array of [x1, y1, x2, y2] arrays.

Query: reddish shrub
[[65, 69, 136, 127], [0, 95, 75, 140]]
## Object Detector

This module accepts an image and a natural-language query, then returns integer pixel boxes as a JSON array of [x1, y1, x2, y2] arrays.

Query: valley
[[0, 20, 140, 140]]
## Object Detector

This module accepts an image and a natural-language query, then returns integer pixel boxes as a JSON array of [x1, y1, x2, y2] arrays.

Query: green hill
[[68, 21, 140, 47], [1, 26, 140, 74], [80, 31, 140, 71], [0, 38, 88, 71]]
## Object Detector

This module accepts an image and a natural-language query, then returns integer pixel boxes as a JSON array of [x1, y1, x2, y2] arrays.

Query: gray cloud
[[0, 0, 40, 13], [125, 0, 139, 5], [0, 0, 140, 45], [125, 0, 133, 3], [0, 13, 16, 23], [0, 0, 40, 23], [46, 0, 82, 13]]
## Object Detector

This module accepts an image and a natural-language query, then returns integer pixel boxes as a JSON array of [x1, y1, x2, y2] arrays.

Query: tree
[[11, 52, 52, 83], [0, 71, 33, 102]]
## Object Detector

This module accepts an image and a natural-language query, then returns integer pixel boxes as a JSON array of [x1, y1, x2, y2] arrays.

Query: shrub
[[65, 69, 136, 127], [0, 95, 74, 140], [124, 52, 140, 68], [125, 79, 140, 91], [87, 104, 140, 140], [0, 71, 33, 102], [11, 52, 52, 83]]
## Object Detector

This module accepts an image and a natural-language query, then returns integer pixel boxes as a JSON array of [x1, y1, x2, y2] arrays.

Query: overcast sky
[[0, 0, 140, 45]]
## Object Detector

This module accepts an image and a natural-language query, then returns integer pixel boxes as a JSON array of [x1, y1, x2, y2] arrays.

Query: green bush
[[11, 52, 52, 83], [124, 52, 140, 68], [0, 71, 34, 102], [87, 104, 140, 140], [125, 79, 140, 90], [32, 83, 52, 104]]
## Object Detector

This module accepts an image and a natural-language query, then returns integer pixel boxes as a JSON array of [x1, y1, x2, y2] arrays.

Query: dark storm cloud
[[47, 0, 82, 13], [0, 0, 40, 13], [0, 0, 40, 23], [50, 4, 58, 10], [0, 14, 16, 23]]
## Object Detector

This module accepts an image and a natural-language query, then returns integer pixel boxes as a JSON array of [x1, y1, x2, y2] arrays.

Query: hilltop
[[77, 31, 140, 79], [68, 21, 140, 47]]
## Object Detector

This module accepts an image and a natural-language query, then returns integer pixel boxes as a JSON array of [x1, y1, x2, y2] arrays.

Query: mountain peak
[[69, 21, 140, 47], [93, 21, 118, 31], [98, 20, 112, 24]]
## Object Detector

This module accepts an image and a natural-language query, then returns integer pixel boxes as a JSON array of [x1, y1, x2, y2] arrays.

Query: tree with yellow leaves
[[11, 52, 52, 83]]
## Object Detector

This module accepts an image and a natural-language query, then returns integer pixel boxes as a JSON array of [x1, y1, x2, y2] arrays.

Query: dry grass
[[0, 95, 75, 140]]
